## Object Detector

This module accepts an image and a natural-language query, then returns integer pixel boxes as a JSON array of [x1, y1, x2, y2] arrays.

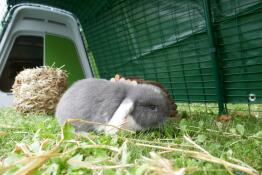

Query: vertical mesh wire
[[3, 0, 262, 116]]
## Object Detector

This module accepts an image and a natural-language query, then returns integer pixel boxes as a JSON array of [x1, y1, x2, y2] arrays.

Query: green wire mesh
[[211, 0, 262, 115], [3, 0, 262, 116], [84, 0, 216, 104]]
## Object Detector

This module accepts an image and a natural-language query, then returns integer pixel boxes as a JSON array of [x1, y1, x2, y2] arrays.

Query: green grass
[[0, 107, 262, 175]]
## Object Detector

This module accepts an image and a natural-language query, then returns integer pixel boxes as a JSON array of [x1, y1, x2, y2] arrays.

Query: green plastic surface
[[45, 34, 85, 86], [5, 0, 262, 104]]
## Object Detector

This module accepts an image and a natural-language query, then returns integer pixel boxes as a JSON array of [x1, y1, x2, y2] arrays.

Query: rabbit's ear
[[105, 98, 134, 134]]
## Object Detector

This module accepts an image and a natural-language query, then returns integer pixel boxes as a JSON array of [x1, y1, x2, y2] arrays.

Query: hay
[[12, 66, 67, 114], [136, 136, 259, 175]]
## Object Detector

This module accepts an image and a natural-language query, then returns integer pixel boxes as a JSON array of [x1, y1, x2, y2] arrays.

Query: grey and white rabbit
[[55, 78, 172, 134]]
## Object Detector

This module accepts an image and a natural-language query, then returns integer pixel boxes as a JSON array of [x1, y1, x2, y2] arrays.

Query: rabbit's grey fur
[[55, 78, 171, 132]]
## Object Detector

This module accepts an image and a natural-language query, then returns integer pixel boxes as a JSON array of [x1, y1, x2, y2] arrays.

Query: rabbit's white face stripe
[[105, 98, 134, 134]]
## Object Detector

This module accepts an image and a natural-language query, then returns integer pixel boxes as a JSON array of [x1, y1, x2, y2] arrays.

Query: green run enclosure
[[2, 0, 262, 115]]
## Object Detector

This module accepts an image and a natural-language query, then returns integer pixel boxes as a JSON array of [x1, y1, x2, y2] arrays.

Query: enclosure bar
[[203, 0, 225, 115]]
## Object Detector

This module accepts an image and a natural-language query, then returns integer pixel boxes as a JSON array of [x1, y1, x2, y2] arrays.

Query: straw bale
[[12, 66, 67, 114]]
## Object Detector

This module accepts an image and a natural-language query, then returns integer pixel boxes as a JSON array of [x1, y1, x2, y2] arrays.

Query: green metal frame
[[203, 0, 226, 114]]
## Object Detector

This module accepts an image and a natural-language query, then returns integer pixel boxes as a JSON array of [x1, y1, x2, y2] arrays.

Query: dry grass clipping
[[12, 66, 67, 114], [0, 120, 132, 175], [136, 136, 259, 175], [0, 120, 259, 175], [142, 152, 185, 175]]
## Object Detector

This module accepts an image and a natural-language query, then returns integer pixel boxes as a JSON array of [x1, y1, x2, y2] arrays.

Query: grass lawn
[[0, 107, 261, 175]]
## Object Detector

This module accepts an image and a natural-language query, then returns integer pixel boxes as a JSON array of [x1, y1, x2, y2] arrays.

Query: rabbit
[[118, 75, 178, 118], [55, 78, 172, 134]]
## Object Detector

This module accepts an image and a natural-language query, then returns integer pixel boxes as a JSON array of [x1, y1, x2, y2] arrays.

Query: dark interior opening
[[0, 35, 43, 92]]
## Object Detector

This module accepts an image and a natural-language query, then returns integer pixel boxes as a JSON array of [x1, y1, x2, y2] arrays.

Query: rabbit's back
[[55, 78, 125, 131]]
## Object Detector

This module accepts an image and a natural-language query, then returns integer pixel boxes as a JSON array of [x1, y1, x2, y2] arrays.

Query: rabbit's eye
[[148, 105, 157, 111]]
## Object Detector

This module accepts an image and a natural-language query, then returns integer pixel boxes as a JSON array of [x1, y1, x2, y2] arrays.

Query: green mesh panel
[[84, 0, 215, 103], [211, 0, 262, 103], [6, 0, 262, 104]]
